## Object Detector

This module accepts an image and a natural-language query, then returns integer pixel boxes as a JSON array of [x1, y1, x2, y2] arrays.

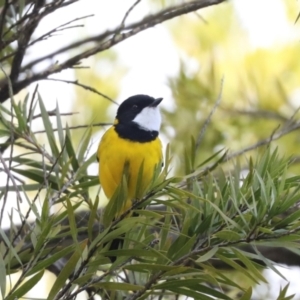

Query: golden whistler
[[97, 95, 163, 216]]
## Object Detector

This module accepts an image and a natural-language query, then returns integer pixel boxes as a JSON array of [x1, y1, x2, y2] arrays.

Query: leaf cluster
[[0, 89, 299, 300]]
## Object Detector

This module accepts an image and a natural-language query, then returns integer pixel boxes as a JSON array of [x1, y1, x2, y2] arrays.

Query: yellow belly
[[98, 127, 162, 213]]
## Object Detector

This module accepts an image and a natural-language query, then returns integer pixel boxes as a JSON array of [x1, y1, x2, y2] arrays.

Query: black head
[[116, 94, 162, 124]]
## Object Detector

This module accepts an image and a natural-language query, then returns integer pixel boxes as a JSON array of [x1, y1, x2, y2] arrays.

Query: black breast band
[[114, 123, 158, 142]]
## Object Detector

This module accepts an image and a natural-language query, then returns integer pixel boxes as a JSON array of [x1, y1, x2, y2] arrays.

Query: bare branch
[[0, 0, 226, 102], [28, 14, 93, 47], [225, 121, 300, 161], [31, 109, 78, 120], [0, 0, 10, 44]]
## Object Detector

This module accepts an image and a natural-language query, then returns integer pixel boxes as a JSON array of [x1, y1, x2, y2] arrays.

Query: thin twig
[[27, 84, 39, 123], [120, 0, 142, 30], [32, 110, 78, 120], [28, 14, 94, 47], [194, 11, 208, 24], [225, 121, 300, 162], [2, 0, 77, 43], [0, 51, 17, 64], [44, 78, 118, 105], [0, 0, 10, 44], [33, 122, 112, 134], [283, 105, 300, 128]]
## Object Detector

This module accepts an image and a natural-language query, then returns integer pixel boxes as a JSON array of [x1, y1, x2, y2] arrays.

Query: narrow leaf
[[47, 240, 88, 300], [6, 270, 44, 300]]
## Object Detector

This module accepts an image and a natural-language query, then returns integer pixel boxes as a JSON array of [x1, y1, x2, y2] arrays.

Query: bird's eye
[[132, 104, 138, 109]]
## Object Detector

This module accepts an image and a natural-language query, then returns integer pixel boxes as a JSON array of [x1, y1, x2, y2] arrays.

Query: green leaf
[[0, 102, 14, 116], [11, 98, 27, 132], [277, 283, 295, 300], [257, 226, 273, 234], [77, 126, 92, 164], [22, 92, 29, 122], [157, 284, 220, 300], [252, 246, 287, 281], [0, 253, 6, 298], [240, 287, 252, 300], [38, 93, 59, 157], [27, 245, 75, 276], [11, 156, 52, 170], [100, 218, 142, 245], [0, 129, 11, 137], [102, 249, 159, 258], [11, 168, 60, 190], [66, 198, 77, 239], [216, 253, 259, 284], [47, 240, 88, 300], [88, 196, 99, 241], [33, 221, 52, 255], [0, 227, 22, 267], [0, 183, 41, 192], [214, 230, 241, 241], [6, 270, 44, 300], [275, 210, 300, 229], [65, 125, 79, 172], [196, 246, 218, 263], [59, 157, 73, 187], [18, 0, 25, 17], [231, 248, 267, 283], [159, 207, 172, 251], [125, 264, 179, 273], [103, 173, 128, 226], [172, 235, 196, 260], [72, 273, 95, 286], [55, 102, 65, 149], [133, 209, 163, 219], [197, 147, 226, 168]]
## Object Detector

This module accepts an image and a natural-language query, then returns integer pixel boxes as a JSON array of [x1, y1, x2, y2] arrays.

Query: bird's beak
[[149, 97, 163, 107]]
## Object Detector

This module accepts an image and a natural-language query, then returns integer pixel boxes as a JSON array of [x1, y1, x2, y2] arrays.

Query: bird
[[97, 94, 163, 218]]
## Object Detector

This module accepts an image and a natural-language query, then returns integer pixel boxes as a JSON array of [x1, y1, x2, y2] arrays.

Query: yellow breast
[[98, 126, 162, 212]]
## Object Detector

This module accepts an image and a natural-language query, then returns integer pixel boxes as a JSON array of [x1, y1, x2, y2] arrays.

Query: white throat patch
[[133, 106, 161, 132]]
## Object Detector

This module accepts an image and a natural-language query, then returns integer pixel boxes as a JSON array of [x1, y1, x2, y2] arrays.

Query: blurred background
[[32, 0, 300, 171], [3, 0, 300, 299]]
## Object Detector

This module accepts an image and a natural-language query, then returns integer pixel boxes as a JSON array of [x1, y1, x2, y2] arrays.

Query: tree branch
[[0, 0, 227, 103], [226, 121, 300, 161]]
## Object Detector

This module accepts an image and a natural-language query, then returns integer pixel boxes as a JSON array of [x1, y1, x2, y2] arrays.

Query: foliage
[[0, 86, 299, 299]]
